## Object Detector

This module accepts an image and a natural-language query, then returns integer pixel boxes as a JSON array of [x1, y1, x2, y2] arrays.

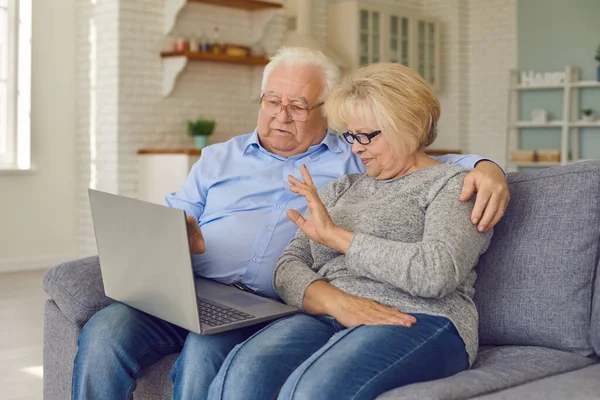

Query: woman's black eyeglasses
[[342, 130, 382, 145]]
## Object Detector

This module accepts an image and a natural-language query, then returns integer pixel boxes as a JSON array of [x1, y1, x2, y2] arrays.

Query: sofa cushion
[[43, 300, 81, 400], [43, 256, 114, 327], [133, 354, 177, 400], [377, 346, 597, 400], [470, 363, 600, 400], [474, 161, 600, 356]]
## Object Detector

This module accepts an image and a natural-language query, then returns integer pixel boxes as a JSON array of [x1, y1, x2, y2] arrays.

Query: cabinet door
[[359, 9, 381, 66], [416, 19, 439, 88], [389, 14, 409, 66]]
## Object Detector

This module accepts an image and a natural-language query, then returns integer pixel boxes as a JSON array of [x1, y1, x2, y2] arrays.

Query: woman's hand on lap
[[330, 292, 417, 328]]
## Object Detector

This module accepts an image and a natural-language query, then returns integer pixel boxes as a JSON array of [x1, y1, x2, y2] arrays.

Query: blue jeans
[[208, 313, 469, 400], [72, 302, 265, 400]]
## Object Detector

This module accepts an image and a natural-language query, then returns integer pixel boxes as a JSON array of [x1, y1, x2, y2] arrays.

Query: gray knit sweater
[[274, 164, 493, 366]]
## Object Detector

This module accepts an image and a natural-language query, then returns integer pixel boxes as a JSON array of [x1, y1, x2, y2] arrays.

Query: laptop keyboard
[[197, 297, 255, 327]]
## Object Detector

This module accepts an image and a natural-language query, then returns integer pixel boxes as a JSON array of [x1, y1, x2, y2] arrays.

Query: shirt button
[[266, 226, 272, 232], [277, 204, 283, 209], [252, 256, 259, 262], [287, 159, 294, 164]]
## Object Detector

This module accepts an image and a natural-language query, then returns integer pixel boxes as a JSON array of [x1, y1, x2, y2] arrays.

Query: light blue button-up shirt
[[165, 130, 489, 299]]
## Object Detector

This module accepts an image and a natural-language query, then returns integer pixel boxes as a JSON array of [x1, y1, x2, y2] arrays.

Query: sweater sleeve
[[345, 174, 493, 299], [273, 175, 353, 309]]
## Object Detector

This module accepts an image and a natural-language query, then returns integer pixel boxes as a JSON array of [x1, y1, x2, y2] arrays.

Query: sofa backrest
[[474, 161, 600, 357]]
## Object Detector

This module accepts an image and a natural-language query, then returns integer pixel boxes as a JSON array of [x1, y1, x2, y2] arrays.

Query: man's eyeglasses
[[342, 130, 382, 145], [259, 94, 324, 122]]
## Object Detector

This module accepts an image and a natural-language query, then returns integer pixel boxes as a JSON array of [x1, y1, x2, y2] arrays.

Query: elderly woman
[[207, 63, 493, 400]]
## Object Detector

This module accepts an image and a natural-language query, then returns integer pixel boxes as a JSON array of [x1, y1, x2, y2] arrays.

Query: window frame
[[0, 0, 31, 170]]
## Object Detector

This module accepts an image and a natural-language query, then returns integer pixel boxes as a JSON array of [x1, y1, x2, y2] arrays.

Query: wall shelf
[[512, 84, 563, 90], [512, 121, 563, 128], [511, 81, 600, 90], [569, 121, 600, 127], [161, 51, 270, 65], [571, 81, 600, 88], [162, 0, 281, 97], [188, 0, 283, 10], [161, 52, 269, 96]]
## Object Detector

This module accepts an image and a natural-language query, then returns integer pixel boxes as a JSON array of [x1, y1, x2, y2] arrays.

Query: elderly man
[[72, 48, 509, 400]]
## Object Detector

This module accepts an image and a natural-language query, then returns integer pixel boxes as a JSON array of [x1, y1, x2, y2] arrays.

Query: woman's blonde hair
[[325, 63, 440, 154]]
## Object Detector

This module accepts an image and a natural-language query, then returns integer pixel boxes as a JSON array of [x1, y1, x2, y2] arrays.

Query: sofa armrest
[[43, 256, 114, 327]]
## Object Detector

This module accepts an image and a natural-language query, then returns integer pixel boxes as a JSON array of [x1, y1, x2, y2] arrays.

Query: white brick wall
[[75, 0, 516, 256], [76, 0, 121, 255], [467, 0, 516, 165], [75, 0, 287, 256], [421, 0, 468, 151]]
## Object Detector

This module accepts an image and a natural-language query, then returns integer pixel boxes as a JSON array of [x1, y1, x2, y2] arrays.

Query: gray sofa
[[43, 162, 600, 400]]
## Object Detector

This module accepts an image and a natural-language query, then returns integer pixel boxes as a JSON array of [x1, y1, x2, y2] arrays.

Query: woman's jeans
[[208, 313, 469, 400], [71, 302, 265, 400]]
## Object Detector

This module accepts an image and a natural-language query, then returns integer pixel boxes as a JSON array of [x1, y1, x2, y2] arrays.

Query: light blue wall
[[518, 0, 600, 159]]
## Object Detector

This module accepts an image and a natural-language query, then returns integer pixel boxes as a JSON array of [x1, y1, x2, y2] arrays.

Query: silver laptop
[[88, 189, 297, 335]]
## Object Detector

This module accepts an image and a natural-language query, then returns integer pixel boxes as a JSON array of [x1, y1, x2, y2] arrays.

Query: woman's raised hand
[[286, 165, 336, 246]]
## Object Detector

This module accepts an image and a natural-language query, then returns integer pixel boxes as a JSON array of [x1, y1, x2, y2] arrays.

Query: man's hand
[[185, 215, 206, 254], [460, 161, 510, 232]]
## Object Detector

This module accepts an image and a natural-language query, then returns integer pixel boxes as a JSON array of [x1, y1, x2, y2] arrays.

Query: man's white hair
[[261, 47, 340, 106]]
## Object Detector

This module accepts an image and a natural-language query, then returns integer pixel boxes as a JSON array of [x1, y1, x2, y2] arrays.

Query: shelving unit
[[506, 66, 600, 171], [162, 0, 282, 96], [511, 121, 564, 128]]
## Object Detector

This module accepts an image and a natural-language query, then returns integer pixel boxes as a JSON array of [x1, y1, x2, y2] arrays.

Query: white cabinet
[[358, 8, 382, 65], [388, 14, 410, 67], [137, 150, 200, 204], [415, 17, 440, 88], [328, 1, 440, 91]]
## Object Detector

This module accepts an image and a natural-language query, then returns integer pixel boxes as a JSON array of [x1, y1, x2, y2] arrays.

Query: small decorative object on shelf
[[211, 25, 223, 54], [512, 149, 535, 163], [521, 70, 565, 87], [188, 117, 216, 149], [582, 108, 595, 122], [189, 35, 199, 53], [199, 30, 210, 53], [531, 108, 548, 123], [225, 44, 250, 58], [536, 149, 560, 163], [174, 37, 189, 53]]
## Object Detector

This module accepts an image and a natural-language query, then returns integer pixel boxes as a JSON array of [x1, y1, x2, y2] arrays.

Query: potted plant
[[582, 109, 595, 122], [188, 117, 216, 149]]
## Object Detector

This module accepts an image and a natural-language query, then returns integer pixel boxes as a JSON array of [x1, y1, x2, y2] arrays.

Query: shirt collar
[[243, 128, 343, 157], [320, 131, 343, 154], [242, 129, 261, 155]]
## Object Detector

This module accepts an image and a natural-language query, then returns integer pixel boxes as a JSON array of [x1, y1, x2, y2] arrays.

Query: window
[[0, 0, 31, 169]]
